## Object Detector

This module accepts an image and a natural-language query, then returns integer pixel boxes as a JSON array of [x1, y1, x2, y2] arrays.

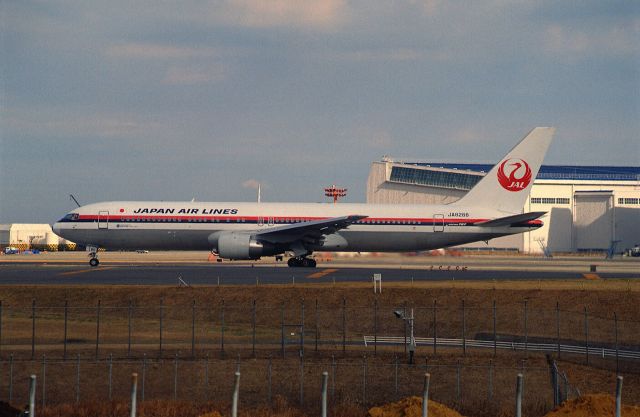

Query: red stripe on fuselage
[[78, 214, 493, 224]]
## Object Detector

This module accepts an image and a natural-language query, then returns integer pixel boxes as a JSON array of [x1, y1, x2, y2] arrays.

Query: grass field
[[0, 281, 638, 416]]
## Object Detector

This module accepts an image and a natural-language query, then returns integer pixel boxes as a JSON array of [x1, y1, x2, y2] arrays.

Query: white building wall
[[366, 161, 640, 253], [0, 224, 75, 250]]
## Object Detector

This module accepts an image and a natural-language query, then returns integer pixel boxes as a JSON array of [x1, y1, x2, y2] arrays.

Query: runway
[[1, 262, 638, 285]]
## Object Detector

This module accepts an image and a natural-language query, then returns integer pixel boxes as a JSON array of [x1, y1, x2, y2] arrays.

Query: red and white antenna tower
[[324, 185, 347, 204]]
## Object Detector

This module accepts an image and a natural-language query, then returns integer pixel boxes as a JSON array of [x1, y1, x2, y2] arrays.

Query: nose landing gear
[[87, 246, 100, 267], [287, 257, 317, 268]]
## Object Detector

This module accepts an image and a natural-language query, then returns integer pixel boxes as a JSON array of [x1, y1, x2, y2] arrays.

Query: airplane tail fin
[[452, 127, 555, 214]]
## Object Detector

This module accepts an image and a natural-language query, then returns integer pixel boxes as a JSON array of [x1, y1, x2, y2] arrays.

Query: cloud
[[216, 0, 348, 30], [543, 23, 639, 56], [408, 0, 443, 17], [163, 65, 226, 85], [4, 107, 161, 140], [336, 48, 424, 62], [106, 43, 217, 60], [242, 179, 261, 189]]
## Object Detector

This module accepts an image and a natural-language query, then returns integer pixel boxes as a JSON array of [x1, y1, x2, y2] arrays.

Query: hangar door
[[574, 193, 613, 251]]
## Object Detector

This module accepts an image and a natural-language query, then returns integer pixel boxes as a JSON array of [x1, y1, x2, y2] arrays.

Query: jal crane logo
[[497, 158, 532, 192]]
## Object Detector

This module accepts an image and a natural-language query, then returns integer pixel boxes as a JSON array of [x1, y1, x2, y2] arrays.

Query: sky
[[1, 0, 639, 223]]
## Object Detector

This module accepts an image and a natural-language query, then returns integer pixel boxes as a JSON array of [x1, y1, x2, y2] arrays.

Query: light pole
[[394, 308, 416, 364]]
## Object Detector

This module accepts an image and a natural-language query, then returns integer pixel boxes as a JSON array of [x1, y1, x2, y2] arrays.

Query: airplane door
[[433, 214, 444, 232], [98, 211, 109, 230]]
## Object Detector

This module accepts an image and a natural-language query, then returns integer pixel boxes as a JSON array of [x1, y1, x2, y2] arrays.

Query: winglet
[[452, 127, 555, 213]]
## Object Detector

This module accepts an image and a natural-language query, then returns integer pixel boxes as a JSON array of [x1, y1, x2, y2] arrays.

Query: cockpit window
[[63, 213, 80, 221]]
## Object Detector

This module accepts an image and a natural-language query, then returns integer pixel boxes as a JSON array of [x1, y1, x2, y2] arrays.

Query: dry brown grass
[[0, 284, 638, 416], [33, 398, 365, 417]]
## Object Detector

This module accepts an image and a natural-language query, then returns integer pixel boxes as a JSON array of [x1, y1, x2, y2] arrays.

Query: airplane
[[53, 127, 555, 268]]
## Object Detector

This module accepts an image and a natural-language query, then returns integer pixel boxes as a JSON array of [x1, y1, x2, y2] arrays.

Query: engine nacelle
[[208, 231, 275, 260]]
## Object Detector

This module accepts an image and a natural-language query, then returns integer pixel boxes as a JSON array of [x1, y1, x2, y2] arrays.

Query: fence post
[[130, 373, 138, 417], [159, 298, 164, 358], [76, 353, 80, 403], [551, 359, 559, 407], [96, 299, 101, 360], [556, 301, 560, 358], [299, 352, 304, 406], [128, 298, 133, 358], [523, 299, 528, 358], [422, 373, 430, 417], [205, 353, 209, 386], [462, 299, 466, 356], [615, 375, 623, 417], [342, 298, 346, 355], [515, 373, 523, 417], [614, 312, 619, 375], [493, 300, 497, 357], [191, 300, 196, 358], [109, 353, 113, 401], [433, 299, 437, 355], [29, 374, 36, 417], [488, 360, 493, 402], [301, 299, 305, 356], [252, 299, 256, 357], [394, 355, 399, 397], [315, 299, 319, 352], [142, 354, 146, 402], [232, 371, 241, 417], [280, 301, 285, 358], [32, 299, 36, 360], [331, 355, 336, 405], [403, 302, 407, 355], [267, 356, 272, 405], [63, 300, 68, 360], [174, 353, 178, 400], [362, 355, 367, 404], [8, 353, 13, 403], [321, 371, 328, 417], [0, 300, 3, 357], [584, 306, 589, 365], [41, 354, 46, 408], [221, 299, 225, 358], [456, 361, 461, 404], [374, 298, 378, 356]]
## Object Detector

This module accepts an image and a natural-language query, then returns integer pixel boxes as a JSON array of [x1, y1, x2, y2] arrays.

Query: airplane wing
[[476, 211, 546, 227], [255, 215, 367, 244]]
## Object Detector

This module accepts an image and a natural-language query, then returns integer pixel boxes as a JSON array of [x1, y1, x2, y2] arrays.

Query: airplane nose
[[52, 223, 62, 235]]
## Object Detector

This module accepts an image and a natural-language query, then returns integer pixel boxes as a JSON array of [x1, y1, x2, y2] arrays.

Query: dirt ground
[[543, 394, 640, 417]]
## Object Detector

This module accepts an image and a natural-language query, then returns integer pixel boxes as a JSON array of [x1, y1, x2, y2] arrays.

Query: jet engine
[[208, 231, 276, 260]]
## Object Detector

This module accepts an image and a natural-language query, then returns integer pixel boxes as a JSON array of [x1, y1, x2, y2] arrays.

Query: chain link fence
[[1, 355, 562, 414], [0, 299, 637, 368]]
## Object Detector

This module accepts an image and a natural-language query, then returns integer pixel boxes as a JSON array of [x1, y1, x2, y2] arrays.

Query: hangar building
[[0, 224, 76, 251], [367, 160, 640, 254]]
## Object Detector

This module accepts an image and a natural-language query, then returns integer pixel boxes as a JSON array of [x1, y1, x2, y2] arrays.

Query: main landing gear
[[87, 246, 99, 267], [287, 257, 317, 268]]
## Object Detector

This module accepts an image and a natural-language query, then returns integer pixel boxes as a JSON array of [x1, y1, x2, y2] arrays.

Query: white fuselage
[[53, 201, 540, 253]]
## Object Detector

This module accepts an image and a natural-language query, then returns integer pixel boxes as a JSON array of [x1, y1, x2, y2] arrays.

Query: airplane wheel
[[287, 258, 298, 267], [89, 258, 99, 267], [301, 258, 311, 268], [310, 259, 317, 268]]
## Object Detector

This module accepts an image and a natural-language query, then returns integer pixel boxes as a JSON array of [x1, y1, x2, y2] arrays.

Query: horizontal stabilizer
[[476, 211, 546, 227]]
